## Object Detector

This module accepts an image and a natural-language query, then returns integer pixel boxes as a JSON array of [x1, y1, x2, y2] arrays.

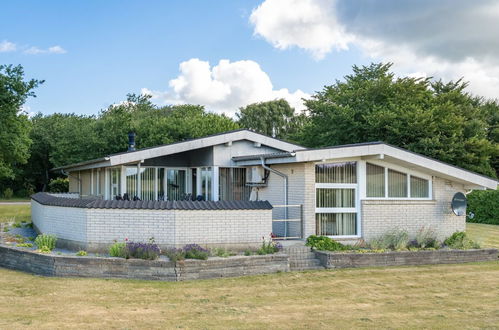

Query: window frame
[[364, 160, 433, 200], [314, 160, 361, 239]]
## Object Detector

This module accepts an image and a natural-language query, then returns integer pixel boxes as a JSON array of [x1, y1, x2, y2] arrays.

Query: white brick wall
[[175, 209, 272, 245], [31, 201, 272, 249], [361, 177, 466, 241], [32, 201, 87, 242]]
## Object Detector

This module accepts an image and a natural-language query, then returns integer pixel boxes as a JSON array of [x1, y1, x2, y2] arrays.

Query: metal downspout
[[260, 157, 288, 237]]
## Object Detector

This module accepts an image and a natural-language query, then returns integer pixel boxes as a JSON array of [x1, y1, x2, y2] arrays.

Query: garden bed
[[314, 248, 498, 268]]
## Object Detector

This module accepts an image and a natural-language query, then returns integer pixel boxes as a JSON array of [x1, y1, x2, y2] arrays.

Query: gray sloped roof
[[31, 193, 273, 210]]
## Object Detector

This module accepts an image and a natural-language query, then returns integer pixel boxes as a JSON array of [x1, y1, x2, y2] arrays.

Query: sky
[[1, 0, 498, 117]]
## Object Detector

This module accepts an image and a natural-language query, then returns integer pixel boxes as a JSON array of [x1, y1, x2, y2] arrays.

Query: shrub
[[212, 247, 236, 258], [467, 189, 499, 225], [76, 250, 87, 256], [444, 232, 480, 249], [34, 234, 57, 251], [109, 242, 126, 258], [415, 227, 440, 249], [164, 248, 186, 262], [182, 244, 209, 260], [48, 177, 69, 193], [257, 238, 282, 255], [369, 229, 409, 250], [12, 222, 21, 228], [244, 250, 253, 256], [126, 241, 161, 260], [306, 235, 346, 251], [17, 243, 33, 248], [2, 188, 13, 199]]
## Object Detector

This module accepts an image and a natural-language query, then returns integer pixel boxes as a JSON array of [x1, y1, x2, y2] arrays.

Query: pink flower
[[125, 238, 128, 241]]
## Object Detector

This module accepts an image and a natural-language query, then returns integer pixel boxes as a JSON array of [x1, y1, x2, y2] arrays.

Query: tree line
[[0, 63, 497, 197]]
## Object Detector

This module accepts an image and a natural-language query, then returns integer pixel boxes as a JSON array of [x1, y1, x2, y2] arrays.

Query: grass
[[466, 223, 499, 249], [0, 262, 497, 329], [0, 204, 498, 328], [0, 204, 31, 224], [0, 197, 30, 202]]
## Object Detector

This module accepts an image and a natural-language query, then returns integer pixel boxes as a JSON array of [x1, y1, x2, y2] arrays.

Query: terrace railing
[[271, 204, 303, 240]]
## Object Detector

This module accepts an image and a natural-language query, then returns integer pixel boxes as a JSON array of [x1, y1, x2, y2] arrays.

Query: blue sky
[[1, 0, 498, 116]]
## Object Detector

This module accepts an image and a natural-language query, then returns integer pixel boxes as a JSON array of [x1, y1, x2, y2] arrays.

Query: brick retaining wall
[[0, 245, 289, 281], [315, 249, 498, 269]]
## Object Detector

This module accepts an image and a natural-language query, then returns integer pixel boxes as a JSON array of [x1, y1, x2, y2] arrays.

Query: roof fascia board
[[234, 144, 498, 189], [109, 130, 301, 166]]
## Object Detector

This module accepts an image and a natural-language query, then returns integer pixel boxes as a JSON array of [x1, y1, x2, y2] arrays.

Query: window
[[316, 162, 356, 183], [158, 168, 165, 200], [316, 213, 357, 236], [140, 168, 156, 201], [200, 167, 212, 201], [366, 163, 385, 197], [366, 163, 431, 199], [388, 169, 407, 198], [316, 188, 355, 208], [315, 162, 358, 236], [411, 175, 429, 198], [125, 167, 138, 198], [219, 168, 250, 201], [167, 169, 186, 201], [109, 168, 121, 199]]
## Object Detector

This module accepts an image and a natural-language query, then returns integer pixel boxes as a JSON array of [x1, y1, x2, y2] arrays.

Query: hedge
[[467, 189, 499, 225]]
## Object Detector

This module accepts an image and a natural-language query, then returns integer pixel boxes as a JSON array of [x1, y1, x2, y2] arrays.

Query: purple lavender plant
[[125, 241, 161, 260]]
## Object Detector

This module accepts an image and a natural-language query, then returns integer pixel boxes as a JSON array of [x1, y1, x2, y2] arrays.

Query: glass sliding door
[[158, 168, 165, 200], [315, 162, 358, 236], [125, 167, 138, 199], [166, 169, 186, 201], [140, 168, 155, 201], [219, 167, 250, 201], [200, 167, 212, 201], [109, 168, 121, 199]]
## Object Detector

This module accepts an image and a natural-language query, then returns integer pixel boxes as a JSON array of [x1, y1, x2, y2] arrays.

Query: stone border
[[1, 244, 497, 281], [314, 248, 498, 269], [0, 245, 289, 281]]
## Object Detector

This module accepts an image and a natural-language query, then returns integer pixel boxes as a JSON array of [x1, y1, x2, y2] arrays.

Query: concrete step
[[282, 246, 312, 254], [290, 259, 322, 268], [292, 265, 325, 271], [288, 252, 317, 261]]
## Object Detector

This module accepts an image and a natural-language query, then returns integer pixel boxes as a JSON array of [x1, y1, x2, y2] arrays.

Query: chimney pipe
[[128, 132, 136, 152]]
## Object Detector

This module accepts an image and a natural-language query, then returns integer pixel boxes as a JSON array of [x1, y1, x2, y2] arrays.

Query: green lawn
[[0, 204, 498, 328], [0, 204, 31, 224], [466, 223, 499, 249]]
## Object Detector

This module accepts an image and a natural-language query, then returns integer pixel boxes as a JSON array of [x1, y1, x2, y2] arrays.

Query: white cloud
[[0, 40, 16, 52], [250, 0, 352, 60], [24, 45, 67, 55], [143, 58, 310, 116], [250, 0, 499, 99]]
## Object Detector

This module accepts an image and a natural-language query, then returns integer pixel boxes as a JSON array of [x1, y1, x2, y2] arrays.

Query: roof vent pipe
[[128, 132, 136, 152]]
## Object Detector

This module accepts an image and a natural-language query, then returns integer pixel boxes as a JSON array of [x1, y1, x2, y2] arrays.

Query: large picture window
[[366, 162, 431, 199], [388, 169, 407, 198], [315, 162, 358, 237]]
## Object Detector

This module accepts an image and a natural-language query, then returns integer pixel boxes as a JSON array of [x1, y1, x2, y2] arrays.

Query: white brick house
[[33, 129, 497, 250]]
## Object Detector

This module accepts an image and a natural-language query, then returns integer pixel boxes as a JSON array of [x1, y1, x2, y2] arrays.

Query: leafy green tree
[[0, 65, 43, 180], [301, 63, 497, 177], [236, 99, 306, 140]]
